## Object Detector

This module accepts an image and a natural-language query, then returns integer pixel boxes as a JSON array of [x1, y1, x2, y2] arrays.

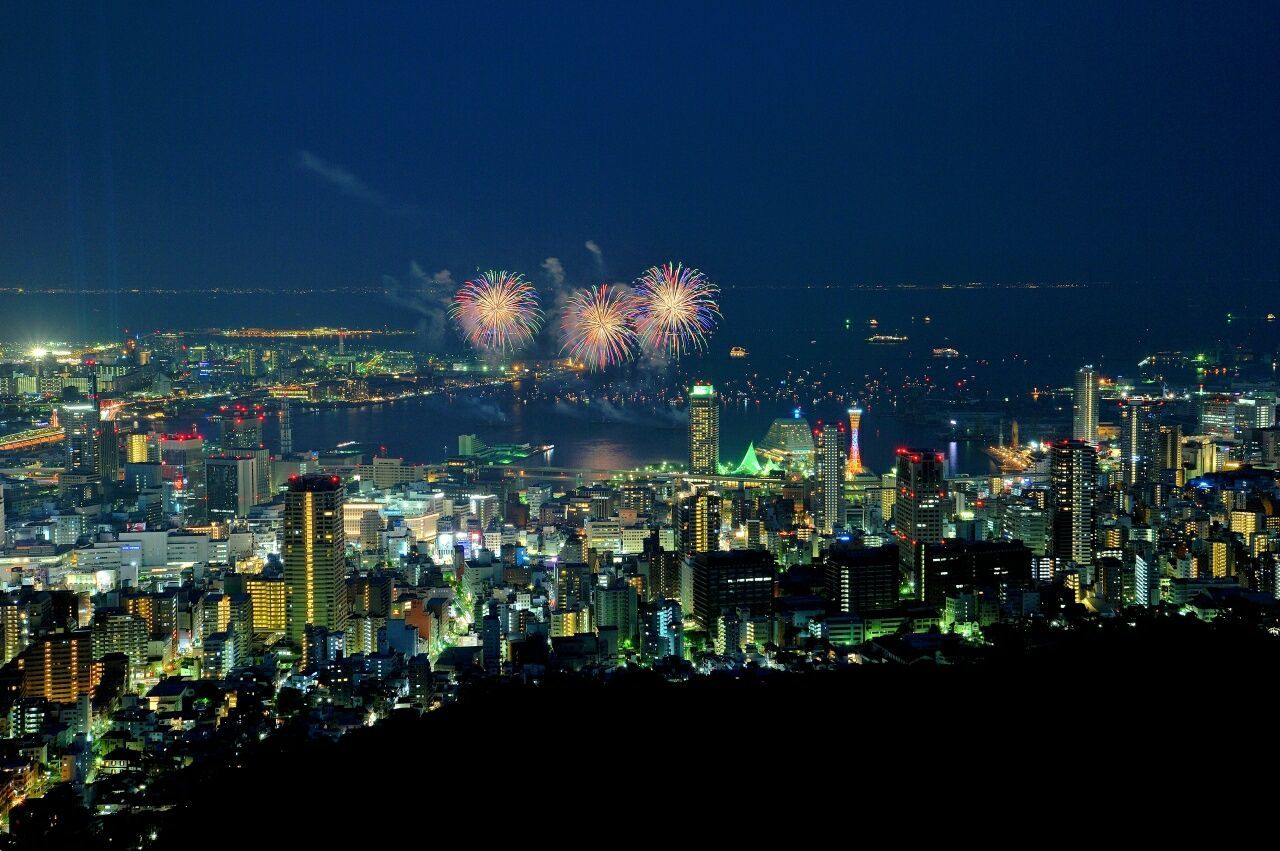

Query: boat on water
[[932, 347, 960, 358], [867, 334, 908, 345], [729, 346, 748, 358]]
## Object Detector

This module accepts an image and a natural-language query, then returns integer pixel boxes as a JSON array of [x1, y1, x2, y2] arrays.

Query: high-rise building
[[223, 412, 269, 502], [278, 399, 293, 456], [1002, 502, 1049, 556], [159, 432, 207, 524], [244, 576, 287, 633], [642, 598, 683, 661], [17, 630, 101, 704], [918, 539, 1032, 608], [688, 550, 776, 630], [1236, 395, 1277, 432], [1199, 396, 1235, 441], [1158, 424, 1184, 486], [815, 421, 846, 534], [125, 431, 151, 464], [846, 408, 863, 476], [688, 384, 720, 476], [1050, 439, 1097, 566], [61, 403, 100, 476], [207, 455, 256, 520], [593, 580, 639, 646], [0, 593, 28, 664], [893, 448, 947, 580], [99, 418, 121, 485], [1119, 400, 1159, 487], [1072, 366, 1099, 443], [825, 543, 898, 614], [284, 475, 349, 649], [91, 611, 148, 669], [679, 488, 721, 555]]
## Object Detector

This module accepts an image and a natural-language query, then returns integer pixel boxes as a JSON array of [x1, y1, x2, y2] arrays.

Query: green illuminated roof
[[733, 443, 763, 476], [690, 384, 715, 396]]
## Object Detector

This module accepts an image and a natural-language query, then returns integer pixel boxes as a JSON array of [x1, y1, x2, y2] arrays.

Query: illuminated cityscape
[[1, 1, 1278, 844]]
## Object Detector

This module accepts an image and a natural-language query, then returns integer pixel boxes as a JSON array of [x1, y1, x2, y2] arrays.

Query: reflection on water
[[269, 390, 1000, 476]]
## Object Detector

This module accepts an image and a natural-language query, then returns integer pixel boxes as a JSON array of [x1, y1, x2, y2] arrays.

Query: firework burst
[[450, 271, 543, 353], [632, 263, 721, 357], [560, 284, 638, 370]]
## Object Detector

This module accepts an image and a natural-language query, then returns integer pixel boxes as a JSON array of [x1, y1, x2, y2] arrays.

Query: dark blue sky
[[2, 1, 1277, 295]]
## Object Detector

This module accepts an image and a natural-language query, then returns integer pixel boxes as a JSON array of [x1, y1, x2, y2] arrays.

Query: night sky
[[2, 1, 1277, 296]]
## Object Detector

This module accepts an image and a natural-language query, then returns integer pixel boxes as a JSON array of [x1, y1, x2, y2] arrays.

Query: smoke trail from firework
[[632, 263, 721, 357], [450, 271, 543, 353], [560, 284, 638, 370]]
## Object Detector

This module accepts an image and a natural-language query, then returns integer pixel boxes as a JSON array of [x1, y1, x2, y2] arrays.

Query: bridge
[[0, 427, 64, 452]]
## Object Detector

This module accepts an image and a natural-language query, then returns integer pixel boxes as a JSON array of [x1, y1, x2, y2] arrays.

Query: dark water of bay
[[273, 390, 992, 477], [5, 284, 1278, 476]]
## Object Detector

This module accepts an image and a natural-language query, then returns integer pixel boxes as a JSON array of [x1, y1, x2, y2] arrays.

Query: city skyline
[[2, 3, 1279, 843]]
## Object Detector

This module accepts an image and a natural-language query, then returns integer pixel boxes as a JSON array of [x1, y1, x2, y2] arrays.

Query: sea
[[3, 283, 1277, 476]]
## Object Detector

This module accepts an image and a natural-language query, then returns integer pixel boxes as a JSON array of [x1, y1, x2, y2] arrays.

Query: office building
[[918, 539, 1032, 608], [688, 550, 776, 630], [159, 432, 207, 524], [825, 543, 898, 614], [1002, 503, 1048, 556], [223, 412, 270, 501], [893, 448, 947, 579], [207, 455, 256, 520], [1199, 396, 1235, 441]]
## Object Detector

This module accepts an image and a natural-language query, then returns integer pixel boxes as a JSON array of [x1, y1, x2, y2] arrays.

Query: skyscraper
[[61, 403, 100, 476], [688, 383, 719, 476], [207, 455, 256, 520], [1119, 399, 1159, 487], [159, 433, 207, 524], [278, 399, 293, 456], [1072, 366, 1099, 443], [284, 474, 349, 648], [1158, 423, 1184, 486], [1050, 439, 1097, 566], [894, 448, 947, 580], [815, 421, 845, 534], [845, 407, 863, 476], [224, 411, 269, 503]]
